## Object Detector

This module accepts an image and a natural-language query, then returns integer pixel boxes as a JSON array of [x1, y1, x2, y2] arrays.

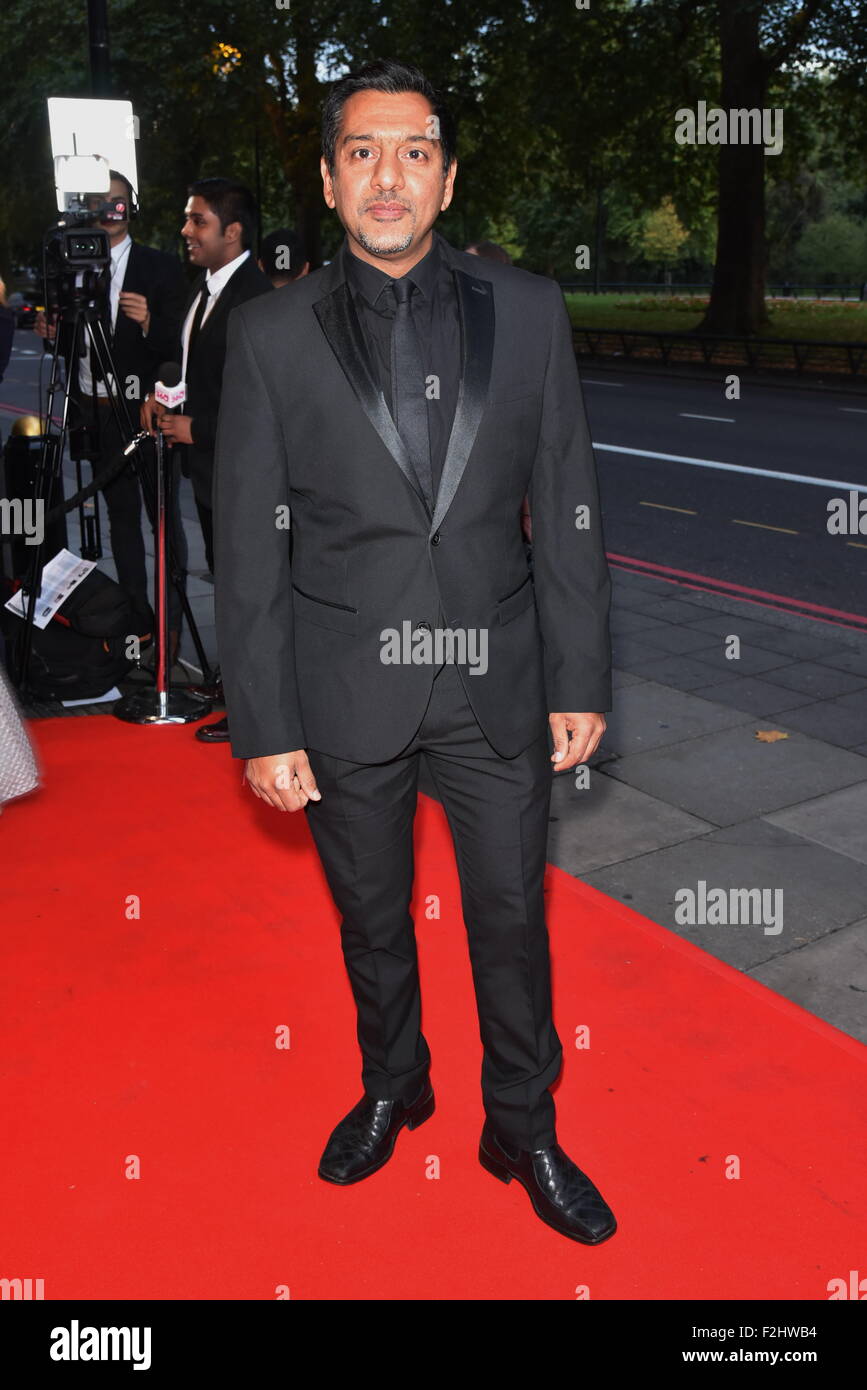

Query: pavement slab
[[764, 781, 867, 865], [584, 818, 867, 972], [602, 719, 867, 826], [546, 770, 712, 875]]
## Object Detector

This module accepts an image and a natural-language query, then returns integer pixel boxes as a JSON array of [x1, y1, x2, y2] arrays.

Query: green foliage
[[0, 0, 865, 302], [794, 212, 867, 283], [563, 291, 867, 341], [636, 197, 689, 267]]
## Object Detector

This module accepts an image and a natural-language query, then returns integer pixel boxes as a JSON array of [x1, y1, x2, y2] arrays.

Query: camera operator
[[35, 172, 189, 657]]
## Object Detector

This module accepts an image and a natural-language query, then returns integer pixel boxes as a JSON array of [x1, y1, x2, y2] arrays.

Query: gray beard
[[355, 225, 414, 257]]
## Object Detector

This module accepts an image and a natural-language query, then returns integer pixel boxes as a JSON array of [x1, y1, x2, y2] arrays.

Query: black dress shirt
[[343, 232, 460, 503]]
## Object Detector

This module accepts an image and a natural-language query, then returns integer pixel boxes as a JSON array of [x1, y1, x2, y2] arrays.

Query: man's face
[[181, 195, 239, 271], [85, 178, 131, 239], [321, 89, 456, 262]]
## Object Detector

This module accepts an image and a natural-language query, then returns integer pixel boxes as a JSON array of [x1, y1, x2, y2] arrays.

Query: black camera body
[[42, 221, 111, 325]]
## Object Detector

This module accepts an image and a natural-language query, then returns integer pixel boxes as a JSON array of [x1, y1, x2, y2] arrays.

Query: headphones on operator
[[96, 172, 139, 224]]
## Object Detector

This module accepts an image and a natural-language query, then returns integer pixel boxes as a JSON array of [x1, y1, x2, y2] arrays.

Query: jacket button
[[431, 531, 441, 545]]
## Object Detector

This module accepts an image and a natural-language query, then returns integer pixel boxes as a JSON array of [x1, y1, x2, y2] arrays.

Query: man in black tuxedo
[[37, 172, 188, 646], [213, 61, 616, 1245], [142, 177, 272, 742]]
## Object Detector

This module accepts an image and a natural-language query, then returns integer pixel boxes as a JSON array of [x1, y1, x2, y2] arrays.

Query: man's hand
[[34, 310, 56, 342], [520, 495, 532, 543], [118, 290, 151, 335], [140, 395, 162, 436], [157, 412, 194, 446], [245, 750, 321, 812], [548, 712, 606, 771]]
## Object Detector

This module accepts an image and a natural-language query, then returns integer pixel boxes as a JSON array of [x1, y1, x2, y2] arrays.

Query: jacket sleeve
[[189, 405, 218, 454], [526, 280, 612, 714], [192, 276, 272, 451], [213, 303, 307, 759]]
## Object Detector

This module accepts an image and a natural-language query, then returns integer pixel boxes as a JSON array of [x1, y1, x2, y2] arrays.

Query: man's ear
[[321, 156, 336, 210], [441, 158, 457, 213], [225, 219, 243, 248]]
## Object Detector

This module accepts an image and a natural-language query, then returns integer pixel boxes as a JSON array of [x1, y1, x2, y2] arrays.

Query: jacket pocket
[[495, 573, 535, 625], [292, 583, 358, 635]]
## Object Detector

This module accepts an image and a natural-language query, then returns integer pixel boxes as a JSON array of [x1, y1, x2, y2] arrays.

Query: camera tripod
[[14, 283, 213, 723]]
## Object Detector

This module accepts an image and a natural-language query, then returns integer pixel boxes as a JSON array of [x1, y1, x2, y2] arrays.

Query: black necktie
[[187, 283, 210, 364], [389, 277, 433, 511]]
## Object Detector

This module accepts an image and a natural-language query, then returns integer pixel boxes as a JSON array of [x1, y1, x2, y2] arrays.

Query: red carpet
[[2, 715, 864, 1300]]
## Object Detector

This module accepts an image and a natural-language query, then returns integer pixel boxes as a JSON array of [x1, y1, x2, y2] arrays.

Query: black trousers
[[304, 657, 562, 1151], [195, 498, 215, 576], [78, 397, 188, 632]]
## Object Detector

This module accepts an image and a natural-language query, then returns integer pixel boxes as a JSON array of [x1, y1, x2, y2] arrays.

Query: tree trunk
[[698, 1, 769, 335], [290, 12, 323, 269]]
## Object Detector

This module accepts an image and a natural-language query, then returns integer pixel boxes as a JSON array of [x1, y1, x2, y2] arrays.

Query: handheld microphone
[[154, 361, 186, 412]]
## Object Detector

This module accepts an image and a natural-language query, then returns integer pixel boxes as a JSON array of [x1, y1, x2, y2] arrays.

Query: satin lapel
[[428, 266, 494, 536], [313, 267, 429, 511]]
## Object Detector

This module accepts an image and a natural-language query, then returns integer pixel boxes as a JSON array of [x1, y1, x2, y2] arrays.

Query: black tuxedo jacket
[[114, 241, 187, 387], [180, 255, 272, 507], [50, 240, 187, 416], [213, 230, 611, 763]]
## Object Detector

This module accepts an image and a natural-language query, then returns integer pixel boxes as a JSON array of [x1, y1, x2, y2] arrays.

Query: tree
[[638, 196, 689, 273], [794, 212, 867, 286], [698, 0, 826, 335]]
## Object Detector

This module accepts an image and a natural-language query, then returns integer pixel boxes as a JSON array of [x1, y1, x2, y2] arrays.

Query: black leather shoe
[[479, 1118, 616, 1244], [188, 678, 223, 702], [195, 715, 230, 743], [318, 1078, 435, 1184]]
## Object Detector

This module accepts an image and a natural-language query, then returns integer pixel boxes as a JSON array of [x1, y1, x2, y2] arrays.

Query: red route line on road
[[608, 551, 867, 633], [0, 401, 62, 425]]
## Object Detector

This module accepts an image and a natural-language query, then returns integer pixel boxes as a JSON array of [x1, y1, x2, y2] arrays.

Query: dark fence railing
[[560, 282, 867, 301], [570, 326, 867, 377]]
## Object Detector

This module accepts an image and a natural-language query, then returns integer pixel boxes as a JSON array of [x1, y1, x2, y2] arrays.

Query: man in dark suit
[[143, 177, 272, 742], [37, 172, 188, 647], [213, 61, 616, 1245]]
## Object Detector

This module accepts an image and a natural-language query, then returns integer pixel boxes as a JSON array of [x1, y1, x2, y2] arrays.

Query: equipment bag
[[13, 568, 137, 701]]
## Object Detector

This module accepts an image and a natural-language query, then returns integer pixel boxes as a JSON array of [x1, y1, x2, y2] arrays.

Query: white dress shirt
[[78, 233, 133, 399], [180, 248, 250, 383]]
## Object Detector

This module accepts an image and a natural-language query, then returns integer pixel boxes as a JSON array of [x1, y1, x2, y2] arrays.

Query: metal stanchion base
[[114, 688, 212, 724]]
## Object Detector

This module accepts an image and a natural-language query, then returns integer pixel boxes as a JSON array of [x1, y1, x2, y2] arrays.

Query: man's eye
[[353, 148, 373, 159], [405, 148, 427, 159]]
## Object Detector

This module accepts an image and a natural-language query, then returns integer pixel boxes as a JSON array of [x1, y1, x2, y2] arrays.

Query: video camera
[[43, 97, 140, 321], [43, 226, 111, 323]]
